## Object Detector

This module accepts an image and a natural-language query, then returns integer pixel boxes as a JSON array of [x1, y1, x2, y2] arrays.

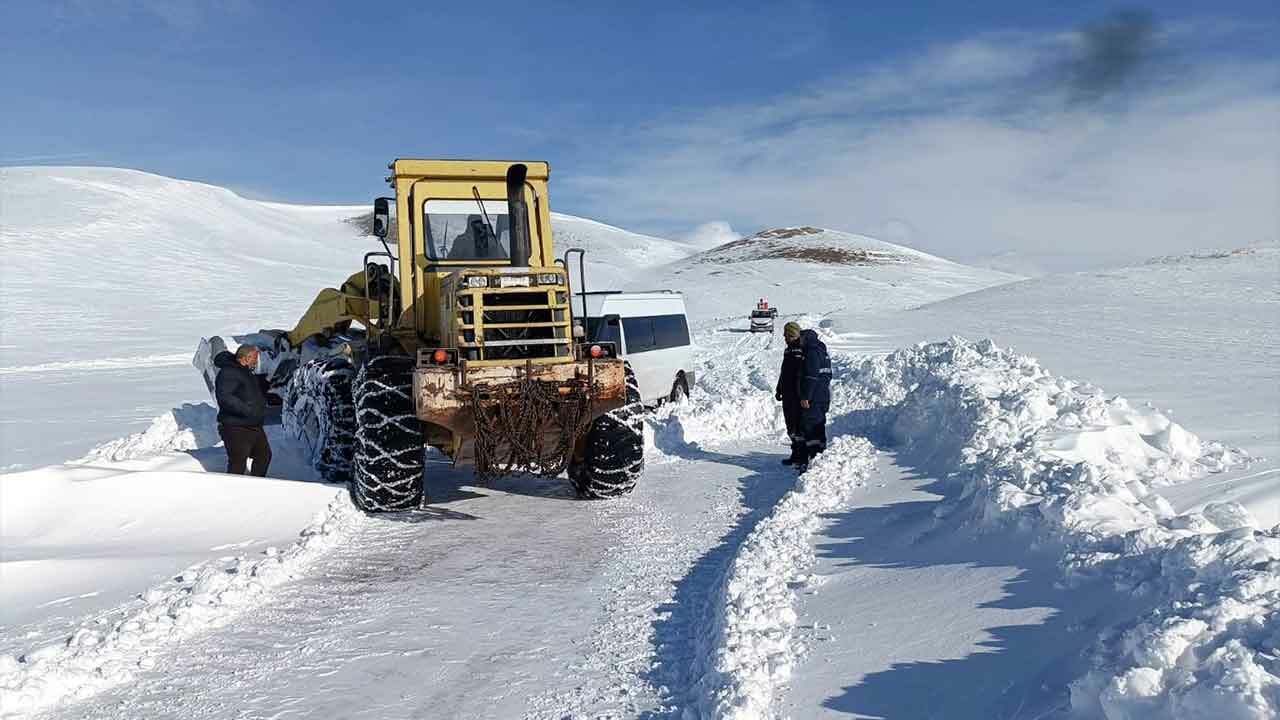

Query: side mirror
[[372, 197, 392, 238]]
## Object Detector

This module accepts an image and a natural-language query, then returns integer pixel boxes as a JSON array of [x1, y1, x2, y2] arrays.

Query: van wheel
[[570, 363, 644, 498], [668, 372, 690, 403], [352, 356, 425, 512]]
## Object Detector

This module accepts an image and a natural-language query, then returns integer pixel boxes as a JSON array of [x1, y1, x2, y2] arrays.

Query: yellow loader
[[195, 160, 643, 511]]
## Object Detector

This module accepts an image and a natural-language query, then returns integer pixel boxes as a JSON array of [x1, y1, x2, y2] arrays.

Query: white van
[[578, 291, 695, 405]]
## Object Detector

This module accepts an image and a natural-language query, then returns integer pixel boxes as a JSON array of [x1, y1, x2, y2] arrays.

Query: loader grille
[[454, 283, 572, 362]]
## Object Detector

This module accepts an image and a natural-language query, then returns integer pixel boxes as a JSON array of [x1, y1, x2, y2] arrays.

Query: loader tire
[[282, 356, 356, 483], [570, 363, 644, 498], [351, 355, 425, 512]]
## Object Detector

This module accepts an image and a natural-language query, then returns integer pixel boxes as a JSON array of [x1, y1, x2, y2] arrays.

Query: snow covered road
[[37, 442, 806, 719]]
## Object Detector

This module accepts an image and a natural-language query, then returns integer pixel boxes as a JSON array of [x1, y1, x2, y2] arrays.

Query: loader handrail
[[562, 247, 588, 320]]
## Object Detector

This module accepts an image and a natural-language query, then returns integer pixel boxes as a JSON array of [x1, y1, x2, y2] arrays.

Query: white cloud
[[681, 221, 740, 249], [568, 30, 1279, 272]]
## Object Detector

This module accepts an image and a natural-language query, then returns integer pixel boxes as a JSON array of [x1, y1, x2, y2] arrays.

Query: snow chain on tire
[[570, 363, 645, 498], [352, 355, 425, 512], [282, 356, 356, 483]]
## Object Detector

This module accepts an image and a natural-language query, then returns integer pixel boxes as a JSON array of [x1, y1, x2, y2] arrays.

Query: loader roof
[[390, 159, 550, 181]]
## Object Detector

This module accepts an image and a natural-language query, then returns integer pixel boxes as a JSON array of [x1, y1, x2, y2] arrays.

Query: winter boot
[[781, 440, 805, 466]]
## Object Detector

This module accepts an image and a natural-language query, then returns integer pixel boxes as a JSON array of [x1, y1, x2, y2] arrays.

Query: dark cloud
[[1067, 10, 1159, 103]]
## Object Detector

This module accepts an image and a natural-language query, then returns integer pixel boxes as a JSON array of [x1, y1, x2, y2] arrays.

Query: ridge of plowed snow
[[657, 324, 1270, 718], [827, 339, 1269, 719], [690, 436, 876, 719]]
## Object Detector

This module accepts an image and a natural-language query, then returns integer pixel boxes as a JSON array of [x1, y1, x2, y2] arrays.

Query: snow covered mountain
[[638, 225, 1019, 322]]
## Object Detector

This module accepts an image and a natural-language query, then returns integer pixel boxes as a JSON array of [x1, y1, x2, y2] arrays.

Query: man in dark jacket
[[797, 328, 832, 469], [775, 322, 807, 465], [213, 346, 272, 476]]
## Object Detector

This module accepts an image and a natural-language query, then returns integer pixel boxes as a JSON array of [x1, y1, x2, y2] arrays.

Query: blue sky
[[3, 1, 1277, 270]]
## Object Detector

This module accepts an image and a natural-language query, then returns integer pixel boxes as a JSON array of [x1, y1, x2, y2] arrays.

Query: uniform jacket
[[776, 343, 805, 402], [799, 330, 832, 406]]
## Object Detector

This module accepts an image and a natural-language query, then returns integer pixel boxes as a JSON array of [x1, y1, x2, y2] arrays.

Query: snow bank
[[1071, 522, 1280, 719], [836, 338, 1272, 720], [75, 402, 220, 462], [690, 436, 876, 719], [0, 493, 359, 718], [664, 329, 1269, 718]]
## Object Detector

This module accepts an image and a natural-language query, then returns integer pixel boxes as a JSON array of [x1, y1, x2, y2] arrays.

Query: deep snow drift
[[0, 405, 339, 633]]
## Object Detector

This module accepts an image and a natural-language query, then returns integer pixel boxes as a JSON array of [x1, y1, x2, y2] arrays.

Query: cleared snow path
[[782, 453, 1136, 719], [40, 440, 802, 719]]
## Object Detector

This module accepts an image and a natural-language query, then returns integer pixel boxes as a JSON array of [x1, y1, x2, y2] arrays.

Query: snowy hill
[[638, 225, 1019, 322], [0, 167, 696, 470], [550, 212, 698, 290]]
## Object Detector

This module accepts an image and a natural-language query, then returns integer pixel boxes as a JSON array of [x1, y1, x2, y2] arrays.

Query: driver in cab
[[448, 215, 508, 260]]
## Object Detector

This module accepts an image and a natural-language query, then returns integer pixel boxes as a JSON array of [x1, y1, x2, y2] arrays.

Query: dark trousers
[[219, 424, 272, 476], [782, 398, 805, 459], [802, 403, 828, 461]]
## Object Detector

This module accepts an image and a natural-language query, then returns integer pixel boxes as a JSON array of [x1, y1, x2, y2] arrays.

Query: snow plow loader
[[195, 160, 643, 511]]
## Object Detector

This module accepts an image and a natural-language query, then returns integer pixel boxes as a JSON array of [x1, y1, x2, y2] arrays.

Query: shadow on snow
[[806, 447, 1141, 720]]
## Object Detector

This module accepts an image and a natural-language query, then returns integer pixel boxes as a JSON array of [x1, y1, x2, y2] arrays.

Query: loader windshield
[[423, 199, 512, 261]]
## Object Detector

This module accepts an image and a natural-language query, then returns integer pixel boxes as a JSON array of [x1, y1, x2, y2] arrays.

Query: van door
[[619, 313, 693, 403]]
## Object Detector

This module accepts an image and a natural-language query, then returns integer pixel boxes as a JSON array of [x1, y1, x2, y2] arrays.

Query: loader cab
[[381, 160, 562, 358]]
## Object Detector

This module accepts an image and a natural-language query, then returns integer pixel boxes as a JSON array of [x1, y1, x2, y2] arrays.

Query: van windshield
[[422, 199, 511, 261], [751, 310, 772, 318]]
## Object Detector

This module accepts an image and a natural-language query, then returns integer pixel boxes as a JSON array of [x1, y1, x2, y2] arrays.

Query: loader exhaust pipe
[[506, 163, 531, 268]]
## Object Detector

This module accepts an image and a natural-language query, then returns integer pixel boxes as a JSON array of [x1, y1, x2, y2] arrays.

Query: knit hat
[[783, 322, 802, 340]]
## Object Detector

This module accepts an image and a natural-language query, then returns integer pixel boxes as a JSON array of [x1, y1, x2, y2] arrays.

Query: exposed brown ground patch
[[699, 227, 905, 266]]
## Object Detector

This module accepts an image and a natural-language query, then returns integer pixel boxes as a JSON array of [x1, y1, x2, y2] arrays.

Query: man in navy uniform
[[775, 322, 807, 466], [795, 326, 832, 470]]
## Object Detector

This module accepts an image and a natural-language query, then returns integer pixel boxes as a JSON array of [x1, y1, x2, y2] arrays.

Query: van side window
[[622, 317, 656, 353], [652, 314, 690, 349], [587, 316, 622, 347], [621, 314, 689, 354]]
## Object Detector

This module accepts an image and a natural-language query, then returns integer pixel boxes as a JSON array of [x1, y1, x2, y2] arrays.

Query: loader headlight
[[496, 275, 531, 288], [536, 273, 561, 286], [464, 275, 489, 289]]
